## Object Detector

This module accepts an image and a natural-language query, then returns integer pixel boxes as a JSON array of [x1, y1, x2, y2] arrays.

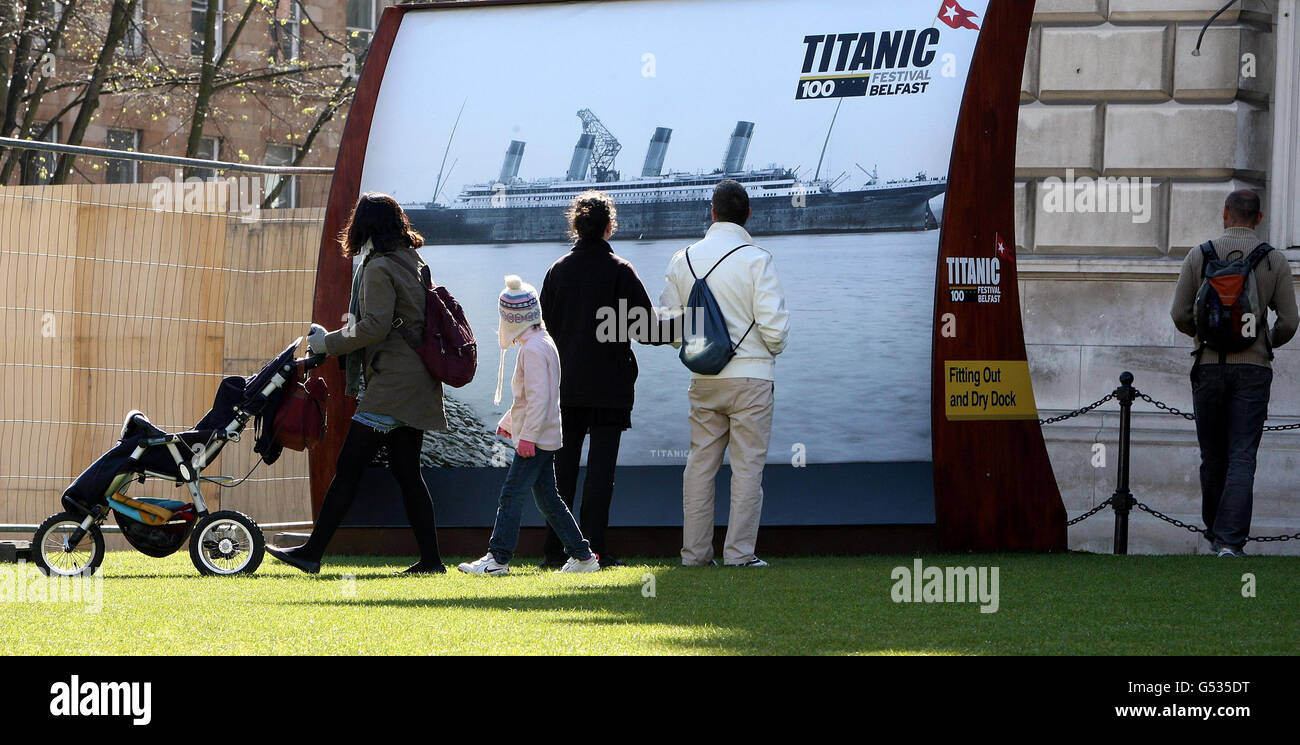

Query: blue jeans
[[352, 411, 405, 434], [489, 449, 592, 564], [1191, 363, 1272, 548]]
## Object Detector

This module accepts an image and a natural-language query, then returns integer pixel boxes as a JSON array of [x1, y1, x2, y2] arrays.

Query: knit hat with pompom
[[494, 274, 541, 404]]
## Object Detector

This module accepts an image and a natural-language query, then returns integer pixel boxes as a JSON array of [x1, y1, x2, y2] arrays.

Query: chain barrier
[[1133, 501, 1207, 537], [1037, 374, 1299, 544], [1136, 393, 1195, 421], [1041, 391, 1300, 429], [1067, 497, 1112, 526], [1248, 531, 1300, 542], [1037, 393, 1115, 425], [1135, 391, 1300, 431]]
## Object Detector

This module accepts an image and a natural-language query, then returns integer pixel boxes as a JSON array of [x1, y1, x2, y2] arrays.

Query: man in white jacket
[[660, 180, 790, 567]]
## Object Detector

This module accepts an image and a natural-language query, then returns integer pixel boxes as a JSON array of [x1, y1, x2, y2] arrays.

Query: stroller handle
[[299, 352, 329, 371], [296, 324, 329, 370]]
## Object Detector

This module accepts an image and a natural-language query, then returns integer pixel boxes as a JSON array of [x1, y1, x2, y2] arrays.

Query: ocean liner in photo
[[405, 108, 948, 244]]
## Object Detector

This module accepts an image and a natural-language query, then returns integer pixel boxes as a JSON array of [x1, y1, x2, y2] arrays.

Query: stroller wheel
[[33, 511, 105, 577], [189, 511, 265, 576]]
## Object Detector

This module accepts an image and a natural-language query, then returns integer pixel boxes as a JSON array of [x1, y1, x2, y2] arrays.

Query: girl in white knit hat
[[458, 275, 600, 574]]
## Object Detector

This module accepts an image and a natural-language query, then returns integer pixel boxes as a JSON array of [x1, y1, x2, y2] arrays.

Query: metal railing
[[0, 136, 334, 175]]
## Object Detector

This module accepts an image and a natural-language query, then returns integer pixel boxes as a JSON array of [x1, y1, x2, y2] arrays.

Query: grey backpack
[[1193, 240, 1273, 364]]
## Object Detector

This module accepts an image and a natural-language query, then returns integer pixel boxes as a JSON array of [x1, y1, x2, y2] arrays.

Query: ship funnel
[[641, 127, 672, 177], [566, 133, 595, 181], [722, 121, 754, 174], [498, 140, 525, 184]]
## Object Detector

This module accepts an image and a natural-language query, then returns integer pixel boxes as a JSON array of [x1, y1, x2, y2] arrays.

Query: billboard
[[312, 0, 1064, 549]]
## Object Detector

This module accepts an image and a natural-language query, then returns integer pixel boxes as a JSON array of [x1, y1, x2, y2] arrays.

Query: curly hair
[[566, 190, 618, 242], [339, 192, 425, 258]]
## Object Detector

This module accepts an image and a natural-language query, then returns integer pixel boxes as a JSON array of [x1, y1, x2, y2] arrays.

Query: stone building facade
[[1017, 0, 1300, 553]]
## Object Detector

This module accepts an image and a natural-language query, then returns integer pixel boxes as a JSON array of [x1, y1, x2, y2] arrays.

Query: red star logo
[[937, 1, 981, 30]]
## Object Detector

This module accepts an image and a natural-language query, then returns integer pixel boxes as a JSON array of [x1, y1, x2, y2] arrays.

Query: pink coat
[[497, 327, 563, 451]]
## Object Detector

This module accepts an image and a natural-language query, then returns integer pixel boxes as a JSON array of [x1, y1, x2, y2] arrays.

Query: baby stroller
[[32, 328, 328, 577]]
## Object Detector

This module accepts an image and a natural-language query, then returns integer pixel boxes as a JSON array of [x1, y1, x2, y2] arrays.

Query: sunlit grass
[[2, 553, 1295, 655]]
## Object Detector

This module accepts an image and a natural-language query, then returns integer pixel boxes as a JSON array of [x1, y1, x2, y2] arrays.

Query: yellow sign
[[944, 360, 1039, 421]]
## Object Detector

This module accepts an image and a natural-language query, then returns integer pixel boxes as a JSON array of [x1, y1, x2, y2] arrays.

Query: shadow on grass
[[274, 562, 920, 655]]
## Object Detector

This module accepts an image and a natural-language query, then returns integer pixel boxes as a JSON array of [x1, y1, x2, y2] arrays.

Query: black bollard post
[[1111, 371, 1136, 554]]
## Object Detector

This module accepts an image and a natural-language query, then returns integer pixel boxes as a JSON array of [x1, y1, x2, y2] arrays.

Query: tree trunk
[[50, 0, 139, 185], [1, 0, 79, 183], [2, 0, 48, 140], [0, 0, 24, 172], [184, 0, 260, 168]]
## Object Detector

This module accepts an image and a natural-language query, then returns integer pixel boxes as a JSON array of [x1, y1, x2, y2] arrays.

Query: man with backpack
[[660, 180, 790, 567], [1171, 189, 1297, 557]]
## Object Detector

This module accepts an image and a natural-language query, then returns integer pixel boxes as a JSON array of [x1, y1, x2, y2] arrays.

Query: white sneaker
[[458, 553, 509, 575], [558, 553, 600, 573], [727, 557, 769, 567]]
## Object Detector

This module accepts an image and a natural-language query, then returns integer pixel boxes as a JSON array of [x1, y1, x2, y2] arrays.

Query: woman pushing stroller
[[267, 193, 447, 575]]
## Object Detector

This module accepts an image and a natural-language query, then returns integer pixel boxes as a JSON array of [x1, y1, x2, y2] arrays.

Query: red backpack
[[392, 262, 478, 388]]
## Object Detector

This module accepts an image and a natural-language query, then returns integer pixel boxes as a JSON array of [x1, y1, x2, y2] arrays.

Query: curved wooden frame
[[930, 0, 1064, 551], [310, 0, 1063, 552]]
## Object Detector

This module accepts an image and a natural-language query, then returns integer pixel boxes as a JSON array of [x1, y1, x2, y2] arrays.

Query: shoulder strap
[[1198, 241, 1215, 279], [702, 244, 755, 282], [1245, 242, 1273, 272], [702, 244, 754, 282], [685, 243, 755, 281], [731, 320, 757, 352]]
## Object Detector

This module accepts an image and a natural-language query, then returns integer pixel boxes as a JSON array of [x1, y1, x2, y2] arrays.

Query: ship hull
[[407, 182, 946, 244]]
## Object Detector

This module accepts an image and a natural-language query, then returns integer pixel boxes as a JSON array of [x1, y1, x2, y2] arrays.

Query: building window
[[271, 0, 301, 64], [105, 128, 141, 184], [195, 136, 220, 180], [23, 122, 60, 185], [191, 0, 223, 58], [119, 1, 144, 57], [37, 0, 64, 53], [346, 0, 376, 56], [265, 143, 298, 208]]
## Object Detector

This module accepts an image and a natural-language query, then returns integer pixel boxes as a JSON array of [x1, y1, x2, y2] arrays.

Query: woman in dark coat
[[538, 191, 665, 568], [268, 193, 446, 574]]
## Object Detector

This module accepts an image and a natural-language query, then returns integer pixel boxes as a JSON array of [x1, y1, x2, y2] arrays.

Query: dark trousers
[[544, 406, 624, 563], [298, 422, 443, 565], [1191, 363, 1272, 548]]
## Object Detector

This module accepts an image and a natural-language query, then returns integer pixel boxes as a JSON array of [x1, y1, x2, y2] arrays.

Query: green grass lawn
[[2, 552, 1296, 655]]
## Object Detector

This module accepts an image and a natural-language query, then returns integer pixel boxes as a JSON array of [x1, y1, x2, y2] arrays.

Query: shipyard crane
[[576, 109, 622, 182]]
